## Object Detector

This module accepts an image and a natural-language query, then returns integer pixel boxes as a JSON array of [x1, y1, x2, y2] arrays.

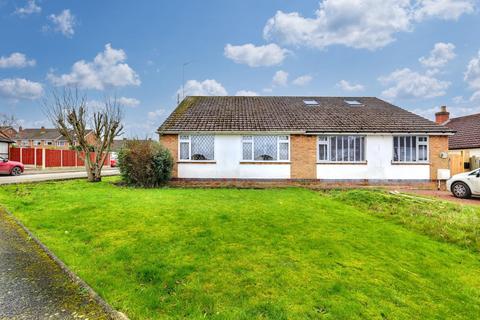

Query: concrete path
[[0, 169, 119, 185], [0, 212, 112, 319]]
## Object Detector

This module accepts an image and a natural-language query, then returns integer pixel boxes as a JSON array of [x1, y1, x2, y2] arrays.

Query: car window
[[469, 170, 480, 176]]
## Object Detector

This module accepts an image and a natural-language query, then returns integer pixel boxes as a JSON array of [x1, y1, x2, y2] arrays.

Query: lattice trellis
[[254, 136, 277, 161], [191, 135, 214, 160]]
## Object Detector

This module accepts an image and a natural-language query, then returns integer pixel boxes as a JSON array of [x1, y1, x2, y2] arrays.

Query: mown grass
[[0, 178, 480, 319]]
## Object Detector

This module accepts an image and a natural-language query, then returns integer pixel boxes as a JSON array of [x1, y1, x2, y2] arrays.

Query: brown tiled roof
[[15, 128, 93, 140], [0, 131, 13, 143], [444, 113, 480, 149], [158, 96, 453, 134]]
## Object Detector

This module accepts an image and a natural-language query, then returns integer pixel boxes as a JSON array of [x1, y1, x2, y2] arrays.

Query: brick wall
[[159, 134, 178, 178], [290, 134, 317, 179], [429, 135, 449, 180]]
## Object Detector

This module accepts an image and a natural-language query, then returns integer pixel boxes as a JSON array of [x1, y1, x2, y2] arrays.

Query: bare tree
[[0, 113, 18, 127], [44, 88, 123, 182]]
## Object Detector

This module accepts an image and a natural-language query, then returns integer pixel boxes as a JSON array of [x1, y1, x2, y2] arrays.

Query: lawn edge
[[2, 207, 129, 320]]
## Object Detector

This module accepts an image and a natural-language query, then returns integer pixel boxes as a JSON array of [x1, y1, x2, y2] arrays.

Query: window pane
[[406, 136, 411, 161], [242, 142, 252, 160], [348, 137, 355, 161], [278, 135, 289, 141], [191, 135, 214, 160], [180, 142, 189, 160], [330, 137, 336, 161], [412, 137, 417, 162], [254, 136, 277, 161], [342, 136, 348, 161], [319, 144, 327, 161], [279, 142, 289, 160], [337, 137, 342, 162], [419, 145, 427, 161], [179, 135, 189, 141], [356, 137, 362, 161], [393, 137, 399, 161], [243, 136, 252, 141]]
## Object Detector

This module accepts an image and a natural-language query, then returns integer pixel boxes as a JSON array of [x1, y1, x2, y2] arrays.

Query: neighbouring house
[[158, 96, 453, 181], [14, 126, 96, 149], [110, 138, 153, 153], [0, 131, 14, 158], [0, 126, 18, 139], [435, 106, 480, 170]]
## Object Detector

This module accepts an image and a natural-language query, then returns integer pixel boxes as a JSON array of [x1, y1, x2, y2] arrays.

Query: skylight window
[[303, 100, 319, 106], [344, 100, 363, 106]]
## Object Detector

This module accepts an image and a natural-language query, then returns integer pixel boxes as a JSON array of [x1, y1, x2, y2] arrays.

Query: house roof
[[444, 113, 480, 150], [0, 131, 14, 143], [158, 96, 454, 134], [15, 128, 93, 141]]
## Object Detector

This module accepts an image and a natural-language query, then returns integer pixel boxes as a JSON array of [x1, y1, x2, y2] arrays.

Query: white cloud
[[14, 0, 41, 16], [337, 80, 365, 92], [117, 97, 140, 108], [0, 52, 35, 68], [48, 9, 76, 38], [235, 90, 259, 96], [419, 42, 456, 68], [379, 68, 450, 99], [414, 0, 475, 21], [464, 50, 480, 101], [263, 0, 474, 50], [272, 70, 289, 86], [47, 43, 140, 90], [178, 79, 228, 97], [292, 75, 313, 86], [224, 43, 288, 67], [147, 109, 165, 121], [0, 78, 43, 100]]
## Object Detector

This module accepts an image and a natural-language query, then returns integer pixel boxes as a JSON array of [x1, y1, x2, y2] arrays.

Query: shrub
[[118, 140, 173, 187]]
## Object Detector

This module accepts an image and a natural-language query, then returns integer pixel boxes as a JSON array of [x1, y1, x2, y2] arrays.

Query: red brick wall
[[290, 134, 317, 179], [159, 134, 178, 178], [429, 135, 449, 180]]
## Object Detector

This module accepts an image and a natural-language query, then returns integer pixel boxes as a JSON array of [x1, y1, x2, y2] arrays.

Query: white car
[[447, 169, 480, 198]]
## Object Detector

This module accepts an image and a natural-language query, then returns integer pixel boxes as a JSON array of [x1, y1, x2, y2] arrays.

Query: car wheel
[[451, 182, 471, 199], [10, 166, 22, 176]]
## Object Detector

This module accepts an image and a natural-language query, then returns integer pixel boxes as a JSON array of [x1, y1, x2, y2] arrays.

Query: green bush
[[118, 140, 173, 187]]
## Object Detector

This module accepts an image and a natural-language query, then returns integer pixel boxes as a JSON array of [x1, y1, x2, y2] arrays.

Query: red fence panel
[[35, 149, 42, 166], [45, 149, 61, 167], [22, 148, 35, 165], [8, 147, 111, 168], [62, 150, 77, 167], [9, 147, 20, 161]]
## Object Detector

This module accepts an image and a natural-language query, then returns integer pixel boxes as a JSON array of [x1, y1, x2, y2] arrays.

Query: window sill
[[239, 161, 291, 165], [317, 161, 368, 165], [177, 160, 216, 164], [391, 161, 430, 165]]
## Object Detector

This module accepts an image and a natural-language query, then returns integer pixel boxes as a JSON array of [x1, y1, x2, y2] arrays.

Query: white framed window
[[393, 136, 428, 162], [317, 136, 365, 162], [179, 135, 214, 161], [33, 140, 41, 146], [57, 141, 67, 147], [20, 140, 29, 147], [242, 135, 290, 161], [45, 140, 53, 146]]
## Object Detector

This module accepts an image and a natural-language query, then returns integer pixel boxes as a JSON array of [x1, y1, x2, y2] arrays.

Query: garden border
[[2, 207, 129, 320]]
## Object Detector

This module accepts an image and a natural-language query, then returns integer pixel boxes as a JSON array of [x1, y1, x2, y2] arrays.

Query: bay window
[[242, 135, 290, 161], [179, 135, 215, 161], [393, 136, 428, 162], [317, 136, 365, 162]]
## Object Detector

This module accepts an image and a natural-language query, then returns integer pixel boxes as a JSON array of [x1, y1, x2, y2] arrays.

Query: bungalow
[[158, 96, 453, 181]]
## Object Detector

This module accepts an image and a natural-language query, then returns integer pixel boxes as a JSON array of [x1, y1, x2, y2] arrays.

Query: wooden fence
[[9, 147, 110, 169]]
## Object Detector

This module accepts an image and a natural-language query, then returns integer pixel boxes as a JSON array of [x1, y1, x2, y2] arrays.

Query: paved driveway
[[0, 169, 119, 185], [0, 211, 113, 319]]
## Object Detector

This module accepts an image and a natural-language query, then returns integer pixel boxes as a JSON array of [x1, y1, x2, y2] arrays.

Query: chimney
[[18, 126, 23, 132], [40, 126, 46, 133], [435, 105, 449, 124]]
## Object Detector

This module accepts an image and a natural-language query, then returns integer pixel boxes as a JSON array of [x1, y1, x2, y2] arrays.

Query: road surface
[[0, 169, 119, 185]]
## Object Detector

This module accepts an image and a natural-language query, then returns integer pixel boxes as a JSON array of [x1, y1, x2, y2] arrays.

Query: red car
[[0, 157, 24, 176]]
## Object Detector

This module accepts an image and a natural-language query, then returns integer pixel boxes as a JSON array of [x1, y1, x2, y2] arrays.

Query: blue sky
[[1, 0, 480, 137]]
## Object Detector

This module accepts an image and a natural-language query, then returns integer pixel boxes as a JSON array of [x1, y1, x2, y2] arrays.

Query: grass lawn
[[1, 178, 480, 319]]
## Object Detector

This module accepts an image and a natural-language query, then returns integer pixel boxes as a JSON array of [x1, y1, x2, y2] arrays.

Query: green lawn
[[1, 178, 480, 319]]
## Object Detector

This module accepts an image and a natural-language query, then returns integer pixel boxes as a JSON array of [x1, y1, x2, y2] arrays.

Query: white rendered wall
[[177, 135, 290, 179], [469, 148, 480, 156], [316, 135, 430, 180]]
